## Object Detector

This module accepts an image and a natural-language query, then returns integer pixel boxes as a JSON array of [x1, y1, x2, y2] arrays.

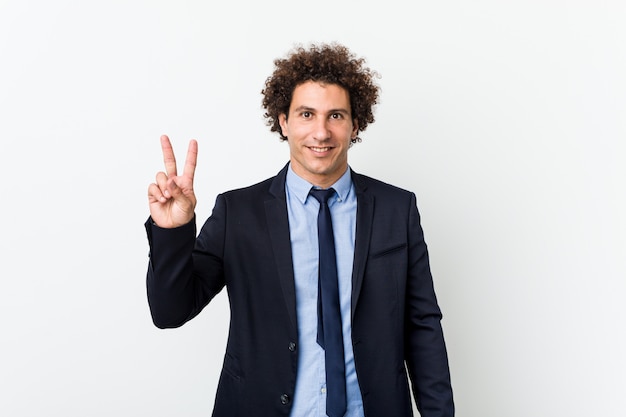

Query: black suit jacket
[[146, 164, 454, 417]]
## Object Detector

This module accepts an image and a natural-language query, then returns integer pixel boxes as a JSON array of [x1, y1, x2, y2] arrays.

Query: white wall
[[1, 1, 624, 416]]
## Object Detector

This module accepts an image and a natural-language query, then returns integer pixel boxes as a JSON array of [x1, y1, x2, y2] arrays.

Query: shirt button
[[288, 342, 296, 352], [321, 387, 327, 394], [280, 393, 290, 405]]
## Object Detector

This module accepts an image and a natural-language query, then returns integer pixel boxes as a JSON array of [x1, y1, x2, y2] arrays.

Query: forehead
[[289, 81, 351, 110]]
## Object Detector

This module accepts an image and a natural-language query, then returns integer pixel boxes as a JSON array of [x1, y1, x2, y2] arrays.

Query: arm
[[145, 201, 226, 328], [405, 193, 455, 417], [145, 135, 225, 328]]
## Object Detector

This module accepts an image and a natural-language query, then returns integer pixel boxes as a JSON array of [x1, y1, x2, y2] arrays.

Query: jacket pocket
[[369, 243, 407, 259]]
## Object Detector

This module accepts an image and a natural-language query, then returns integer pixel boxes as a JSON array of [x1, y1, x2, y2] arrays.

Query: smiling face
[[279, 81, 358, 188]]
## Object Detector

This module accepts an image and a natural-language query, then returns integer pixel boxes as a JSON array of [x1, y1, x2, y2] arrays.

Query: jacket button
[[288, 342, 296, 352], [280, 393, 290, 405]]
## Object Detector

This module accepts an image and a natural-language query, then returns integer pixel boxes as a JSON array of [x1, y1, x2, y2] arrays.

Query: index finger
[[182, 139, 198, 181], [160, 134, 178, 177]]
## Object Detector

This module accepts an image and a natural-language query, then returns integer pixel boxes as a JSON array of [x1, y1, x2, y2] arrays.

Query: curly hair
[[261, 42, 380, 143]]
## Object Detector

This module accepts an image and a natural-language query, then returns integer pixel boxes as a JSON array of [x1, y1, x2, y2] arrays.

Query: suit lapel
[[265, 164, 298, 333], [350, 171, 374, 321]]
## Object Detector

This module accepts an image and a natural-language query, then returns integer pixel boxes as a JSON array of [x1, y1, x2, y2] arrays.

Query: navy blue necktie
[[309, 188, 347, 417]]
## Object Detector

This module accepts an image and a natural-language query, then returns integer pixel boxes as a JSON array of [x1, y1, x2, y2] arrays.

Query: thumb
[[165, 176, 184, 199]]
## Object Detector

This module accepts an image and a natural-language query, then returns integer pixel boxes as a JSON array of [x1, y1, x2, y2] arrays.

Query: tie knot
[[309, 188, 336, 205]]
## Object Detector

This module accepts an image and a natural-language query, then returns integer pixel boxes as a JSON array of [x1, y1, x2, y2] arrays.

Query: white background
[[1, 1, 624, 416]]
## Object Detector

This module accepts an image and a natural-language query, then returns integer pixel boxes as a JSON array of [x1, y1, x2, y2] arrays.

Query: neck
[[290, 164, 348, 189]]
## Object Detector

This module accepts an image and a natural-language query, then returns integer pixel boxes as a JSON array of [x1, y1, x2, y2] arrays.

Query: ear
[[351, 118, 359, 139], [279, 114, 288, 136]]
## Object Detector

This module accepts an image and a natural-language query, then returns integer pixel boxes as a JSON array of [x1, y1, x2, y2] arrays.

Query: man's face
[[279, 81, 358, 188]]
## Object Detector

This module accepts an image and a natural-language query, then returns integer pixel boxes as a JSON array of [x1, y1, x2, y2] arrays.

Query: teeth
[[311, 147, 331, 152]]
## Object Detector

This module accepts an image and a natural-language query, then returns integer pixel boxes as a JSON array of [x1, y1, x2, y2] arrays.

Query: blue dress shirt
[[286, 164, 364, 417]]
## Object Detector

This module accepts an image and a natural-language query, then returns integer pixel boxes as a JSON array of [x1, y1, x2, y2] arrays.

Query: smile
[[309, 146, 332, 152]]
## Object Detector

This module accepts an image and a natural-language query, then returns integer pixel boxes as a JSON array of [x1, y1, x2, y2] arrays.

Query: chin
[[308, 164, 333, 175]]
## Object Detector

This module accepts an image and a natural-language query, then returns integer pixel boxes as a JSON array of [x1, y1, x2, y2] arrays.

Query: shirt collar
[[286, 163, 353, 204]]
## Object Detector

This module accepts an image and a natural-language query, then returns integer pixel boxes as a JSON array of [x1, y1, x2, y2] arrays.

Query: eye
[[301, 111, 312, 118], [330, 113, 343, 120]]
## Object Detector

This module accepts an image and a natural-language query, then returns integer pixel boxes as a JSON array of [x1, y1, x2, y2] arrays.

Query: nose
[[312, 118, 331, 141]]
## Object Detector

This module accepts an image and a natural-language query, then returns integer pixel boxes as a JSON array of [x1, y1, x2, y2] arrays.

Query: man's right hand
[[147, 135, 198, 228]]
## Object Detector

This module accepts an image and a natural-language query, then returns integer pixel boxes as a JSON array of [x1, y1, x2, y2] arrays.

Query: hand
[[148, 135, 198, 228]]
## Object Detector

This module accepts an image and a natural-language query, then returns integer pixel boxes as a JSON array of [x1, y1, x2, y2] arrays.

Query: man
[[146, 43, 454, 417]]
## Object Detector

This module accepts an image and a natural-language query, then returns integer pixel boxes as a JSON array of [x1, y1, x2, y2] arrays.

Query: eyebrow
[[292, 105, 351, 115]]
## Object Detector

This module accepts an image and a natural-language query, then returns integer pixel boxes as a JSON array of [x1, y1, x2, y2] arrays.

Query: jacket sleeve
[[404, 192, 455, 417], [145, 195, 227, 328]]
